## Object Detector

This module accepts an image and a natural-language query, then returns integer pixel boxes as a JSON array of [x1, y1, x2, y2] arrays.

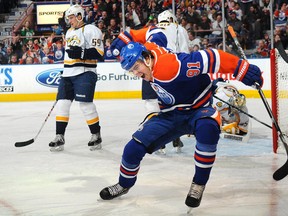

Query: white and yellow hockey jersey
[[155, 22, 190, 54], [63, 24, 104, 77]]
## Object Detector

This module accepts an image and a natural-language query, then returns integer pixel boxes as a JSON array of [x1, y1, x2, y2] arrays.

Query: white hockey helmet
[[65, 4, 84, 21], [158, 10, 178, 24]]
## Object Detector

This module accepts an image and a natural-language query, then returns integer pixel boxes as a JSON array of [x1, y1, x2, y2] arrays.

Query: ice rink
[[1, 98, 288, 216]]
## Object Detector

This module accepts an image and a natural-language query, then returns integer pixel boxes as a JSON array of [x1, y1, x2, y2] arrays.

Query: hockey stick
[[228, 25, 288, 181], [15, 101, 57, 147], [274, 40, 288, 63], [213, 95, 272, 129]]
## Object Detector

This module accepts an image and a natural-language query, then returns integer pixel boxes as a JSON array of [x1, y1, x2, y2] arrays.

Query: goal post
[[270, 47, 288, 153]]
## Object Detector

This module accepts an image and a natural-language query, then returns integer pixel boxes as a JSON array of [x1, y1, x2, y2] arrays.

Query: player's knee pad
[[122, 139, 147, 165], [79, 102, 98, 118], [195, 118, 220, 145], [56, 99, 72, 117]]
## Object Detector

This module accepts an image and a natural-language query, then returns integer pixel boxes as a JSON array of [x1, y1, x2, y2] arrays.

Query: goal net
[[270, 47, 288, 153]]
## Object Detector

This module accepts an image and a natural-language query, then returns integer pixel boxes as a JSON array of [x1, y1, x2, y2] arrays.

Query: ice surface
[[1, 99, 288, 216]]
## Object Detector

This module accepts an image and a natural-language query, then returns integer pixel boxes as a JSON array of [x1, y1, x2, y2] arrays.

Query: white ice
[[1, 99, 288, 216]]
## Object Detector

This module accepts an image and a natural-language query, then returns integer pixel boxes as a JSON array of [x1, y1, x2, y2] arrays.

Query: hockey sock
[[55, 100, 72, 135], [79, 102, 101, 134], [119, 139, 147, 188], [193, 118, 220, 185]]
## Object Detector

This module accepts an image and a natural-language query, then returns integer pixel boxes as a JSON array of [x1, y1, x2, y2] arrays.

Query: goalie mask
[[229, 93, 246, 108]]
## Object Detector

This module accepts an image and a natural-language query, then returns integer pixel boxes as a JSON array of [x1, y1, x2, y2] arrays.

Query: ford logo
[[36, 68, 62, 88]]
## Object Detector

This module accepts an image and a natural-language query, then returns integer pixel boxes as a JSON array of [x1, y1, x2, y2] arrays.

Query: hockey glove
[[66, 46, 102, 60], [110, 31, 133, 57], [233, 60, 263, 87], [66, 46, 84, 59]]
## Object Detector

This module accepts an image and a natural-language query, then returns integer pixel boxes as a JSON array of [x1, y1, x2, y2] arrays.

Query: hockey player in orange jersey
[[99, 41, 263, 209]]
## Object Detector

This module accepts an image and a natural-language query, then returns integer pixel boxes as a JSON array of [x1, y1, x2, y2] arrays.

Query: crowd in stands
[[0, 0, 288, 65]]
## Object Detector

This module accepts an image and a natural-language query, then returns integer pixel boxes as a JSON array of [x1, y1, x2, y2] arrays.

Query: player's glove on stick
[[110, 31, 133, 56], [233, 60, 263, 87]]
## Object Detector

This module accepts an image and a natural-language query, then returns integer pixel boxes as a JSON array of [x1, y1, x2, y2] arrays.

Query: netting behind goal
[[270, 48, 288, 153]]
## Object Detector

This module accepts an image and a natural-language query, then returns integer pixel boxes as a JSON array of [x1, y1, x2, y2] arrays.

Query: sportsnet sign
[[36, 3, 70, 25]]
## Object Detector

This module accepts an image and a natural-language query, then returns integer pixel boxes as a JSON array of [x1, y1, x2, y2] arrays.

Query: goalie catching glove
[[66, 46, 102, 60], [233, 60, 263, 87], [110, 31, 133, 57]]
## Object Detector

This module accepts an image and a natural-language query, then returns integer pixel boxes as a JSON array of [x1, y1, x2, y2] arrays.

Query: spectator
[[24, 56, 35, 64], [274, 2, 288, 29], [97, 19, 109, 42], [20, 20, 35, 45], [255, 39, 269, 57], [39, 45, 54, 64], [8, 53, 19, 65], [197, 13, 212, 38], [188, 30, 202, 52], [227, 10, 242, 35], [180, 17, 192, 32], [243, 5, 262, 39], [239, 0, 253, 16], [85, 9, 95, 24], [129, 1, 143, 29], [107, 18, 120, 40], [209, 12, 224, 46], [147, 0, 160, 19], [52, 39, 65, 64], [185, 5, 201, 27]]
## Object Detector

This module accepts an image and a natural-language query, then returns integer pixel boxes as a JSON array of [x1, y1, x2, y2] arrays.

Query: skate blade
[[187, 207, 194, 214], [50, 146, 64, 152], [89, 144, 102, 151], [175, 147, 182, 153], [155, 149, 166, 155]]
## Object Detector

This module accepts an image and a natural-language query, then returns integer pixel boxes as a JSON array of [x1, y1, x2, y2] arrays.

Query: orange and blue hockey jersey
[[140, 42, 240, 111]]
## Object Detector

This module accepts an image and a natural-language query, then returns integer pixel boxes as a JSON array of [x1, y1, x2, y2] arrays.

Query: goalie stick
[[228, 25, 288, 181], [15, 101, 57, 147], [213, 95, 272, 130], [274, 40, 288, 63]]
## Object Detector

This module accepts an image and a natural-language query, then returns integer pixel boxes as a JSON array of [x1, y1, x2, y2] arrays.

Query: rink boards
[[0, 59, 271, 102]]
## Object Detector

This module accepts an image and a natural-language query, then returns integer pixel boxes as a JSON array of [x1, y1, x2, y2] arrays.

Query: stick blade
[[273, 160, 288, 181], [15, 139, 35, 147]]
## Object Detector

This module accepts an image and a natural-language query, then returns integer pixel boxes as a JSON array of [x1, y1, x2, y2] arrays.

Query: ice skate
[[88, 133, 102, 151], [172, 137, 184, 153], [185, 182, 205, 208], [49, 134, 65, 152], [156, 146, 166, 155], [99, 183, 130, 200]]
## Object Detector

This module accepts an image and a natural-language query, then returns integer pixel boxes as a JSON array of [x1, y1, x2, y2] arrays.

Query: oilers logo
[[151, 83, 175, 105]]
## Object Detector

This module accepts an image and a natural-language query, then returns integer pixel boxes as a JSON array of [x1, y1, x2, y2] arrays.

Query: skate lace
[[188, 183, 205, 199], [53, 134, 64, 142], [108, 184, 124, 196], [90, 133, 100, 142]]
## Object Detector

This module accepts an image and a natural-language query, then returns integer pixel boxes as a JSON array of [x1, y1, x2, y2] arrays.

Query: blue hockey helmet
[[120, 42, 147, 71]]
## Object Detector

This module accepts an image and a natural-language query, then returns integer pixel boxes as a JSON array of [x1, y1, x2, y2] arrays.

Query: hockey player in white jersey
[[212, 79, 250, 139], [154, 10, 190, 153], [49, 4, 104, 151]]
